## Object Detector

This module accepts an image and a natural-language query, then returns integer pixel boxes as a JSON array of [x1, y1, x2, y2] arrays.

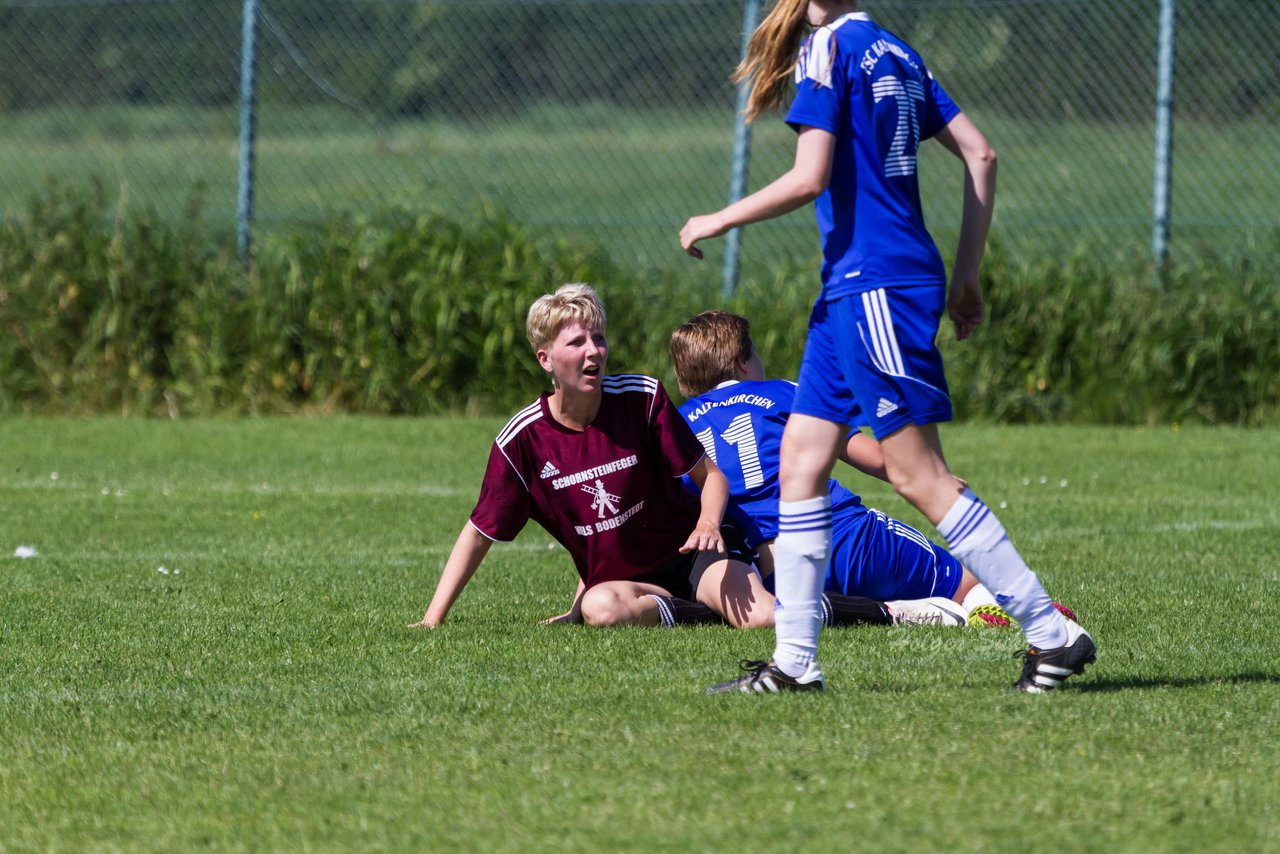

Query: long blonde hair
[[734, 0, 810, 124]]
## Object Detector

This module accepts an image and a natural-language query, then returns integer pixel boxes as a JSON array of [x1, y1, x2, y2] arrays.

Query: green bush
[[0, 179, 223, 415], [242, 206, 634, 414], [1, 181, 1276, 424], [938, 242, 1280, 425]]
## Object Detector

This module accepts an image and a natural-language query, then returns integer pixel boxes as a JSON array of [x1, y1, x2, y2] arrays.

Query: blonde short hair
[[669, 310, 754, 398], [525, 283, 607, 352]]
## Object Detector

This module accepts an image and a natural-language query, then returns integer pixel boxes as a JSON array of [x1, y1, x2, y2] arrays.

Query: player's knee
[[716, 591, 775, 630], [778, 452, 830, 498], [889, 474, 928, 507], [888, 466, 957, 508], [579, 587, 631, 627], [778, 459, 829, 498]]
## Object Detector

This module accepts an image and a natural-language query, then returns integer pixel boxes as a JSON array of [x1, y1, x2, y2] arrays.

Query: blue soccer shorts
[[793, 286, 953, 439], [828, 506, 964, 601], [758, 505, 964, 601]]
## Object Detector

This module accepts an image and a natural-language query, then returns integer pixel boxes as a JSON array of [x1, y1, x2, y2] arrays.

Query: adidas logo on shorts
[[876, 398, 899, 418]]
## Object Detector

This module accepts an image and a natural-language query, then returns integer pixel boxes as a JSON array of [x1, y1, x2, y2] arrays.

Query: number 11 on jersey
[[695, 413, 764, 489]]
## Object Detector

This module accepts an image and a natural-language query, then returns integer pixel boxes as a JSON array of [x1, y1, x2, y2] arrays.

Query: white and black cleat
[[706, 660, 824, 694], [1015, 620, 1097, 693]]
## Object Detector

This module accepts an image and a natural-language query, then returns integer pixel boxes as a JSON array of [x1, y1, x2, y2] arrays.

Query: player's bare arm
[[680, 127, 835, 258], [679, 457, 729, 554], [935, 113, 997, 341], [409, 522, 493, 628]]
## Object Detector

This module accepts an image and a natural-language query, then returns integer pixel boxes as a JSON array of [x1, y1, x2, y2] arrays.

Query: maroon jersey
[[469, 375, 706, 588]]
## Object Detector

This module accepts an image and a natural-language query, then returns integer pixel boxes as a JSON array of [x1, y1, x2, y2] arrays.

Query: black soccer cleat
[[706, 659, 825, 694], [1014, 620, 1097, 693]]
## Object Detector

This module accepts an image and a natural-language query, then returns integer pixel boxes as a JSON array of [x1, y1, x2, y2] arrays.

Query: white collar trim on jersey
[[714, 380, 741, 390], [828, 11, 870, 28]]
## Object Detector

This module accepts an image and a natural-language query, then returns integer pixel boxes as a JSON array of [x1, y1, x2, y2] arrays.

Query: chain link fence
[[1, 0, 1276, 282]]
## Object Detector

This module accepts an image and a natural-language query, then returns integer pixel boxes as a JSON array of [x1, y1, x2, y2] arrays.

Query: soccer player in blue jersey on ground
[[671, 310, 1012, 625], [679, 0, 1095, 693]]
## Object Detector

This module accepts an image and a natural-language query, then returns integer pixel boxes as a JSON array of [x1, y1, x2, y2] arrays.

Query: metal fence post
[[722, 0, 762, 299], [1152, 0, 1177, 272], [236, 0, 260, 263]]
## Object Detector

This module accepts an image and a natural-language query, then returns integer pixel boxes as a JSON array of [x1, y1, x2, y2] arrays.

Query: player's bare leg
[[579, 580, 669, 627], [693, 554, 773, 629], [880, 422, 1094, 691], [579, 580, 719, 627]]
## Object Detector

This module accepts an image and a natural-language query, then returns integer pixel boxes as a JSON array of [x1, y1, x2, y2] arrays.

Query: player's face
[[805, 1, 853, 28], [538, 321, 608, 394], [742, 345, 765, 382]]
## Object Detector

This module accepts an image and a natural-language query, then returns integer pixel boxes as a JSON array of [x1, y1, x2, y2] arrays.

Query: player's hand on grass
[[407, 614, 441, 629], [679, 519, 725, 554], [947, 276, 985, 341], [541, 610, 583, 625], [679, 213, 728, 259]]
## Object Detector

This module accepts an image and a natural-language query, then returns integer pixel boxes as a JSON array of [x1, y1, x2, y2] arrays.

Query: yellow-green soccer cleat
[[967, 601, 1077, 629], [968, 603, 1016, 628]]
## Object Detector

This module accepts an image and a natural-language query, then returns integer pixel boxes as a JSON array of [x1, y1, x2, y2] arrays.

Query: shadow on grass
[[1075, 671, 1280, 693]]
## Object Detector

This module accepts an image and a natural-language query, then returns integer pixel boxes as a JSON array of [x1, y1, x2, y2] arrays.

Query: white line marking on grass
[[1147, 520, 1275, 533], [1031, 519, 1277, 541], [1, 482, 469, 497], [2, 677, 531, 707], [26, 541, 558, 564], [223, 483, 469, 497]]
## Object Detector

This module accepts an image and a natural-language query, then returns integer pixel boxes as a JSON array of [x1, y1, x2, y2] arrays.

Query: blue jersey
[[678, 379, 865, 549], [679, 379, 965, 601], [786, 13, 960, 300]]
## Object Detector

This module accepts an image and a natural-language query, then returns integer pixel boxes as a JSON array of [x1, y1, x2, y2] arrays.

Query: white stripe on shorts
[[873, 508, 934, 553], [861, 289, 906, 376], [872, 509, 941, 595]]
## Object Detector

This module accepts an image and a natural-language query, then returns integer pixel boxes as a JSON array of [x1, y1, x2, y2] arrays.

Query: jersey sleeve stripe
[[496, 400, 543, 448], [497, 443, 531, 493], [602, 374, 661, 419], [796, 27, 835, 88], [602, 374, 659, 394]]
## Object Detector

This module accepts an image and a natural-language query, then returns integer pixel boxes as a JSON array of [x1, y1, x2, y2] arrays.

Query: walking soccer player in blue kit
[[678, 0, 1095, 693]]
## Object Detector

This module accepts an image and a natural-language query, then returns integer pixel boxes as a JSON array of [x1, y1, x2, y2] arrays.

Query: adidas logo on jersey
[[540, 461, 560, 479], [876, 398, 899, 418]]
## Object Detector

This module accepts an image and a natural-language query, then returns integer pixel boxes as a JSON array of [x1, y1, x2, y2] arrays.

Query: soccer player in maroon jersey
[[408, 283, 773, 629]]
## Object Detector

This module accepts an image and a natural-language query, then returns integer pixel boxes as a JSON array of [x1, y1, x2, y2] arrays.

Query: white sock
[[961, 582, 997, 612], [938, 489, 1066, 649], [771, 496, 831, 678]]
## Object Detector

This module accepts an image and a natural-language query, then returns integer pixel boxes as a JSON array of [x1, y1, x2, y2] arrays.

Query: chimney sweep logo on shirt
[[582, 479, 620, 518], [553, 455, 644, 536]]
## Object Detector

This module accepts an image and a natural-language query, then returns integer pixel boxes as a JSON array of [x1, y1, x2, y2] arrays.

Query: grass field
[[2, 105, 1276, 274], [2, 416, 1278, 850]]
